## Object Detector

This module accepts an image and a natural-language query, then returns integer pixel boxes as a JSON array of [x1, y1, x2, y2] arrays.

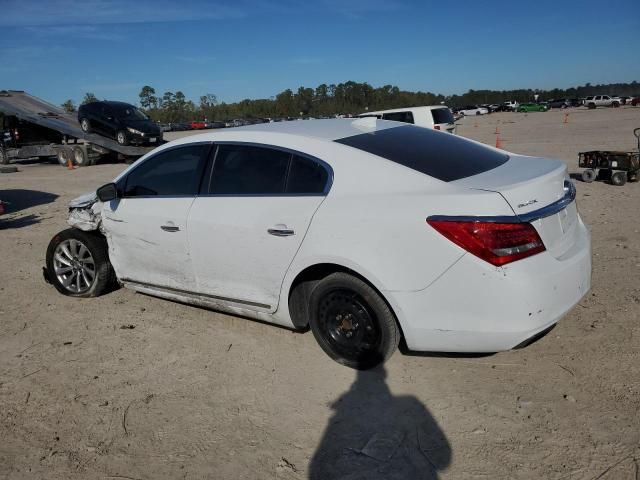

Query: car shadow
[[308, 364, 451, 479], [0, 189, 59, 229]]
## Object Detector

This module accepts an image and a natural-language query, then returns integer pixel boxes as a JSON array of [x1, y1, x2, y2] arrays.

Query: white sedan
[[458, 105, 489, 116], [45, 118, 591, 369]]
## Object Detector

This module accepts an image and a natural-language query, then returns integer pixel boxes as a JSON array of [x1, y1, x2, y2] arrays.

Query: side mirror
[[96, 183, 118, 202]]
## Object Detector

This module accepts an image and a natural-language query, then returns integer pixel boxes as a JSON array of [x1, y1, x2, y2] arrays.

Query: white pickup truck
[[583, 95, 621, 109]]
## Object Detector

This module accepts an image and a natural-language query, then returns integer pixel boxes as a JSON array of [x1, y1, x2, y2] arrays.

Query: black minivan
[[78, 101, 162, 146]]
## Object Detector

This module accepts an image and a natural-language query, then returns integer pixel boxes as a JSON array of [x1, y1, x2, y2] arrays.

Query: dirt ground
[[1, 107, 639, 479]]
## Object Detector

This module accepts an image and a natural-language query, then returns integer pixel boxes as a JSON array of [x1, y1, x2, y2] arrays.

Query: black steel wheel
[[80, 118, 92, 133], [45, 228, 116, 297], [611, 171, 627, 186], [309, 272, 400, 369], [581, 169, 596, 183]]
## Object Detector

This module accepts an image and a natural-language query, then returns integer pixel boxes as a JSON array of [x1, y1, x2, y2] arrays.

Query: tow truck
[[0, 90, 159, 166]]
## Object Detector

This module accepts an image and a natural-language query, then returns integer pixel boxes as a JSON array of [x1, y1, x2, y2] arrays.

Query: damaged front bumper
[[67, 191, 103, 231]]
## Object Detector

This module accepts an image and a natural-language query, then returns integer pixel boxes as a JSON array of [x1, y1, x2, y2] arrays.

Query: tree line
[[60, 81, 640, 122]]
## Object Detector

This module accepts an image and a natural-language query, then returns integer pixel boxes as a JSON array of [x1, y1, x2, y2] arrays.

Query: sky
[[0, 0, 638, 107]]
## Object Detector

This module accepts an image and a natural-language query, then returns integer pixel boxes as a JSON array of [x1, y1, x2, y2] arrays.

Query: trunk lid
[[454, 154, 579, 258]]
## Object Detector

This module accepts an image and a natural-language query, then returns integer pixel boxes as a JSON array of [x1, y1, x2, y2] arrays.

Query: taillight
[[427, 219, 545, 266], [434, 125, 441, 130], [14, 128, 19, 140]]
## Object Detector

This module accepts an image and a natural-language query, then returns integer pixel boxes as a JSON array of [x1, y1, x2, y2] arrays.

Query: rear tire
[[308, 272, 400, 369], [80, 118, 92, 133], [581, 169, 596, 183], [73, 146, 88, 167], [588, 103, 596, 110], [612, 102, 620, 108], [611, 171, 627, 186], [45, 228, 116, 298]]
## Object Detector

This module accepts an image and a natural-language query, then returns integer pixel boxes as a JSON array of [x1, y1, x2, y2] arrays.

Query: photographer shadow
[[309, 365, 451, 480]]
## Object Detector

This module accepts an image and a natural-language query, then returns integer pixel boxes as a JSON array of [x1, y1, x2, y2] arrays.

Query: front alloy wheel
[[46, 228, 116, 297], [53, 239, 96, 294]]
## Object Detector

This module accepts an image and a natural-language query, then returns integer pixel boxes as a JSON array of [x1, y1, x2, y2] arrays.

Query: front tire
[[116, 130, 129, 146], [46, 228, 116, 297], [308, 272, 400, 369]]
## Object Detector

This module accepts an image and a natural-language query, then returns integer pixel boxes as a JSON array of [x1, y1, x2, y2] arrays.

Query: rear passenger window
[[382, 111, 414, 124], [431, 108, 454, 125], [124, 144, 207, 197], [286, 155, 329, 194], [210, 145, 290, 194]]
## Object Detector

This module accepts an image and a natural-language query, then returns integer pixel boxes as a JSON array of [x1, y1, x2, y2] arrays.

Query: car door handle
[[161, 225, 180, 232], [268, 225, 295, 237]]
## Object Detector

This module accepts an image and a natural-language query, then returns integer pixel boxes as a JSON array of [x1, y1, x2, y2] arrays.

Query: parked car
[[44, 119, 591, 369], [502, 101, 519, 112], [360, 106, 456, 133], [583, 95, 621, 109], [78, 101, 162, 146], [171, 122, 192, 131], [458, 105, 489, 116], [190, 121, 206, 130], [632, 97, 640, 107], [547, 99, 571, 109], [517, 103, 549, 112]]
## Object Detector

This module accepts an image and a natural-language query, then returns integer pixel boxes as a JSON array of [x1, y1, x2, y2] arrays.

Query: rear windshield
[[334, 125, 508, 182], [430, 108, 454, 124]]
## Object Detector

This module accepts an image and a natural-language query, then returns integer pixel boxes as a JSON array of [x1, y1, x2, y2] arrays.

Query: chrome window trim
[[120, 141, 212, 199], [205, 141, 334, 197], [428, 180, 577, 224]]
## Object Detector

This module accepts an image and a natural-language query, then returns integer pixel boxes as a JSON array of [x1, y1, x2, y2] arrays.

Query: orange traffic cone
[[495, 136, 503, 149], [67, 157, 74, 170]]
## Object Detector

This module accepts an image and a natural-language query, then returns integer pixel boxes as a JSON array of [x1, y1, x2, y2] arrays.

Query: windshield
[[116, 106, 149, 120]]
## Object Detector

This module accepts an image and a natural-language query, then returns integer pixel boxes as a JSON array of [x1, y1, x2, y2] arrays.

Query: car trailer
[[579, 128, 640, 186], [0, 90, 158, 166]]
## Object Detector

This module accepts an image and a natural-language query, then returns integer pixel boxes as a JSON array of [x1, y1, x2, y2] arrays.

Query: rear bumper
[[387, 217, 591, 352]]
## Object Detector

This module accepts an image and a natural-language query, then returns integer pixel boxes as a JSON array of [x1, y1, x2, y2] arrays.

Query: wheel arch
[[284, 262, 406, 340]]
